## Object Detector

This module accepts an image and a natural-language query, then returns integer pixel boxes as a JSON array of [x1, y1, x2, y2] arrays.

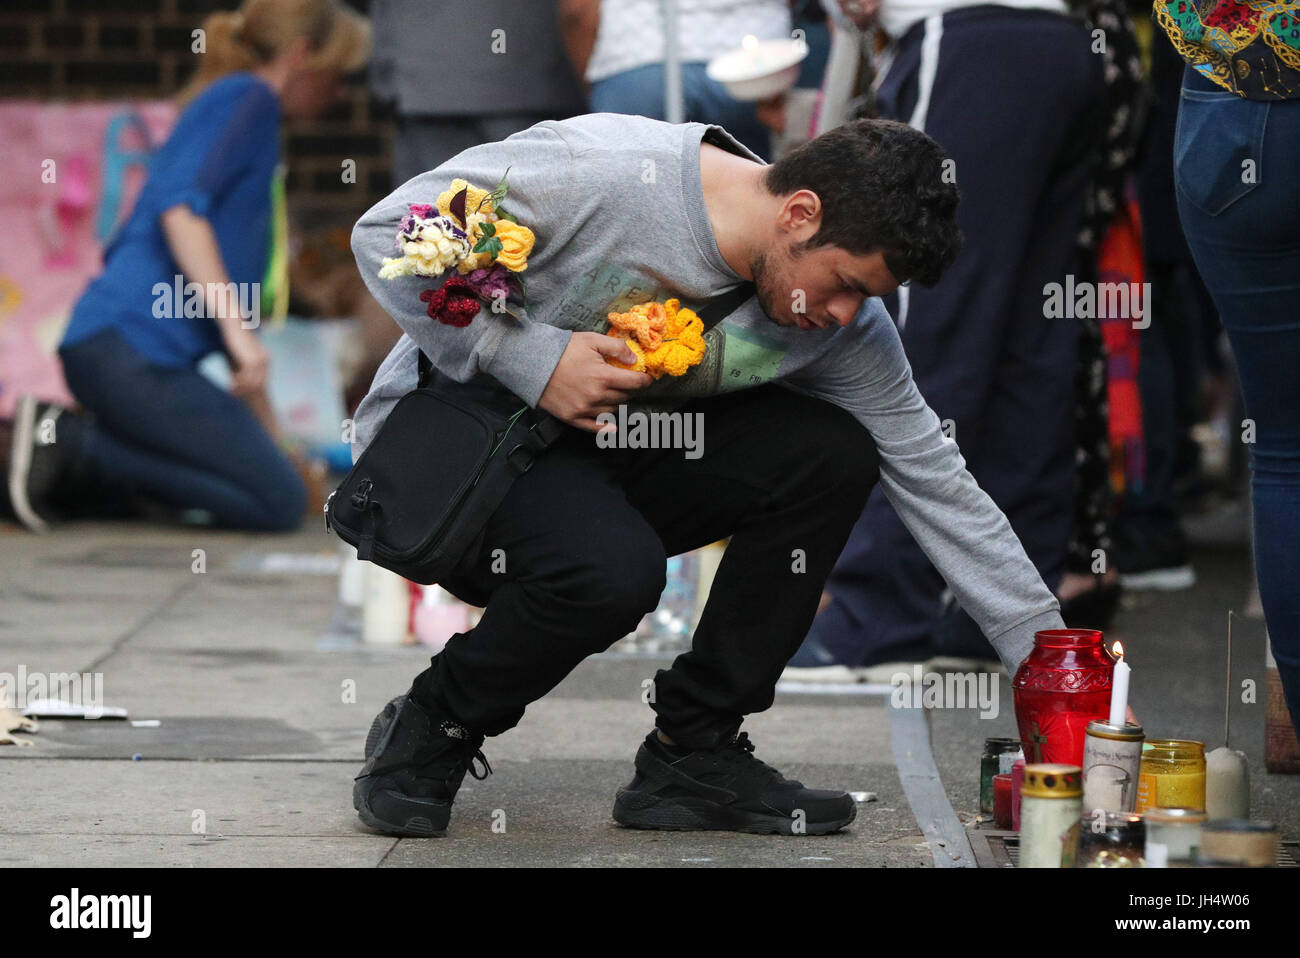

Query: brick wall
[[0, 0, 394, 215]]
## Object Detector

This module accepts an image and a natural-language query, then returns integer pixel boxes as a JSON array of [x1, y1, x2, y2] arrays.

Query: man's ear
[[780, 189, 822, 241]]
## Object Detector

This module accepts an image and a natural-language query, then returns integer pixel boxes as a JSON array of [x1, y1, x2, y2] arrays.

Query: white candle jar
[[1082, 720, 1145, 813], [1020, 764, 1083, 868]]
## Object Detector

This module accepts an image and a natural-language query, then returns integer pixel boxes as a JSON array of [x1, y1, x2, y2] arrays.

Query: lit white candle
[[1109, 641, 1130, 726]]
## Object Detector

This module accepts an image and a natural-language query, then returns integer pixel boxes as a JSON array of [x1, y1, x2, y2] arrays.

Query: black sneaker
[[352, 693, 491, 837], [6, 396, 68, 532], [612, 731, 856, 835]]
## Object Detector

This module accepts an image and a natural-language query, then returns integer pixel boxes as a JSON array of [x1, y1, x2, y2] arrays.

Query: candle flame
[[741, 34, 759, 51], [1112, 640, 1125, 660]]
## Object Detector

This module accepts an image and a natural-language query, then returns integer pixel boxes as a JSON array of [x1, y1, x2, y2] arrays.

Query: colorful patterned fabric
[[1067, 0, 1146, 570], [1154, 0, 1300, 98], [1098, 185, 1148, 498]]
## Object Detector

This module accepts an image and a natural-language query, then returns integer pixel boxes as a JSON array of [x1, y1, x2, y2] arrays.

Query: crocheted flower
[[379, 171, 532, 328], [437, 179, 494, 222], [379, 213, 470, 279], [492, 220, 535, 272], [607, 301, 668, 351], [420, 276, 481, 328], [605, 299, 706, 378], [609, 338, 648, 374], [464, 264, 511, 302]]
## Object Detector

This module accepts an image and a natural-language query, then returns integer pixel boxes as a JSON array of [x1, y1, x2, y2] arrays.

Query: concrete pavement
[[1, 515, 1295, 867]]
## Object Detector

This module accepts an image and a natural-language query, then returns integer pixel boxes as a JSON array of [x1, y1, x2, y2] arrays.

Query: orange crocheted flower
[[607, 301, 669, 352], [605, 298, 706, 379]]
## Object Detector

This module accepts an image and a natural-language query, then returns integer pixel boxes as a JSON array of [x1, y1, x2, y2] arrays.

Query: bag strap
[[417, 348, 434, 388], [695, 281, 757, 332]]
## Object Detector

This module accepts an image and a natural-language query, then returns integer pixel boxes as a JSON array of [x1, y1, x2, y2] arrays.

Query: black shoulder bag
[[324, 282, 755, 585]]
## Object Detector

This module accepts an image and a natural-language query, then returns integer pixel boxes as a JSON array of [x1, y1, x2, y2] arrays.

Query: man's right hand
[[538, 332, 654, 432]]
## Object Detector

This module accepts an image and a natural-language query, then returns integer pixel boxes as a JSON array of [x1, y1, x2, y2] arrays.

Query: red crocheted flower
[[419, 276, 481, 328]]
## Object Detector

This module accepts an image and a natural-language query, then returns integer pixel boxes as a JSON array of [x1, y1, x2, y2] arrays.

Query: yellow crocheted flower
[[436, 179, 494, 220], [605, 299, 705, 378], [493, 219, 536, 272]]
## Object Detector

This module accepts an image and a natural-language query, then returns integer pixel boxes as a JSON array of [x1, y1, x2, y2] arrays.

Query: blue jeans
[[57, 327, 306, 531], [1174, 66, 1300, 735], [590, 62, 772, 160]]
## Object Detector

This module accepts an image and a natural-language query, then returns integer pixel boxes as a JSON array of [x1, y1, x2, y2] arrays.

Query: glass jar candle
[[1201, 820, 1278, 867], [1143, 807, 1207, 867], [1136, 739, 1206, 813], [993, 773, 1013, 829], [1082, 719, 1144, 813], [1012, 630, 1114, 767], [1070, 810, 1145, 867], [981, 738, 1023, 816], [1019, 764, 1083, 868]]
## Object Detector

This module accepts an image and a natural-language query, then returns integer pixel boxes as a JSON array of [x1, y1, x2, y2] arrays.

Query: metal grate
[[971, 829, 1299, 868]]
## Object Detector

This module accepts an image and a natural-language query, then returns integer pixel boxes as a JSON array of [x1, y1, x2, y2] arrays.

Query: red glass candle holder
[[993, 773, 1013, 829], [1012, 629, 1115, 768]]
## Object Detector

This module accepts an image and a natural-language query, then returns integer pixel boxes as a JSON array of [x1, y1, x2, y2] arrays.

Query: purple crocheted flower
[[465, 264, 511, 301]]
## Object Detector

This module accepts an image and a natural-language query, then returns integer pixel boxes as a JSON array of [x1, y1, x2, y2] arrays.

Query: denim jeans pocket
[[1174, 86, 1270, 216]]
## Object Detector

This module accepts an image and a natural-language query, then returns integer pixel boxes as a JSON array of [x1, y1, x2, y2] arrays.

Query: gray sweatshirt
[[350, 112, 1064, 674]]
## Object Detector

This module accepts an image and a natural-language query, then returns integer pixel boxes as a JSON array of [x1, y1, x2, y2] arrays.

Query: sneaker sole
[[353, 787, 448, 837], [611, 789, 857, 836], [7, 395, 48, 533], [353, 695, 451, 838]]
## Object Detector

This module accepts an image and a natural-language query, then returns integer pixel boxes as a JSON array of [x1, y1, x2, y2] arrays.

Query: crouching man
[[347, 113, 1064, 836]]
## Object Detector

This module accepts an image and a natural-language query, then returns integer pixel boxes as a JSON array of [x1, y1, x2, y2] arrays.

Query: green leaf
[[498, 211, 518, 224], [481, 166, 512, 211], [479, 221, 496, 237]]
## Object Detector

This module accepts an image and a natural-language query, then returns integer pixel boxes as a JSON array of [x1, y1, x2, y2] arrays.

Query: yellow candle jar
[[1135, 739, 1207, 813]]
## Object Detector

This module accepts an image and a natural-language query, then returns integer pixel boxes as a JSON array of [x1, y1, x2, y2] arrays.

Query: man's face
[[751, 236, 903, 331]]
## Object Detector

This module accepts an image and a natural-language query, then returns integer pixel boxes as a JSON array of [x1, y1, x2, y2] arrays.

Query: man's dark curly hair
[[762, 118, 963, 287]]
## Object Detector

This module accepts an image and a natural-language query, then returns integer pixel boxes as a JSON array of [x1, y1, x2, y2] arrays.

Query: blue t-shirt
[[62, 73, 281, 368]]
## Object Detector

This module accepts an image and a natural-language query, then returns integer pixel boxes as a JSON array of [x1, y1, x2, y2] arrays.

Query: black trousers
[[412, 383, 880, 749]]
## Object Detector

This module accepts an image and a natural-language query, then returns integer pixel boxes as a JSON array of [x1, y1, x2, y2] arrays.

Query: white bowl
[[706, 38, 808, 102]]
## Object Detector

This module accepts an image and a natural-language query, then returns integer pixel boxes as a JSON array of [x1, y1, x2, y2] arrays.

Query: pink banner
[[0, 100, 176, 418]]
